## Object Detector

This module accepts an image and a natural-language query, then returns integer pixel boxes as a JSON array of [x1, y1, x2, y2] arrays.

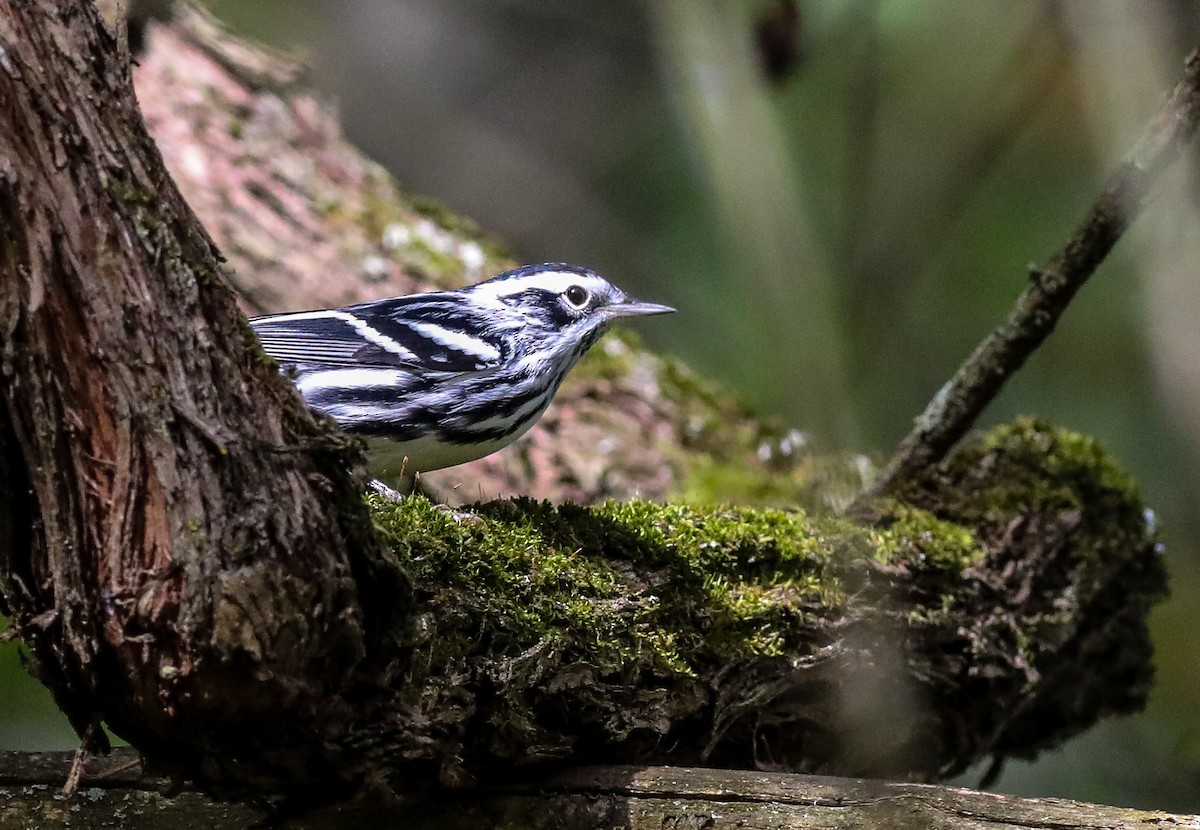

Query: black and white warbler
[[251, 263, 674, 483]]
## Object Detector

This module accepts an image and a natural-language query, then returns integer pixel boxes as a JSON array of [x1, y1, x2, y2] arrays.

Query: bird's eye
[[564, 285, 590, 309]]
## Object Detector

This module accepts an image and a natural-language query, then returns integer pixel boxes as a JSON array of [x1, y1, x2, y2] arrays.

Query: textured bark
[[2, 752, 1196, 830], [0, 0, 408, 799]]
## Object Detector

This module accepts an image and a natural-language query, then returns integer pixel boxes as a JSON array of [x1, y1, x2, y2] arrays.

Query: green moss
[[871, 503, 981, 571], [657, 355, 755, 456], [346, 418, 1165, 779], [109, 175, 156, 208], [572, 329, 645, 382], [678, 452, 875, 514], [348, 180, 512, 289], [353, 168, 423, 250], [978, 417, 1141, 506], [405, 238, 472, 284], [107, 173, 226, 293], [570, 343, 873, 511], [368, 493, 988, 692], [404, 194, 514, 266], [338, 168, 513, 290], [943, 417, 1143, 513], [901, 417, 1150, 591], [408, 194, 484, 239]]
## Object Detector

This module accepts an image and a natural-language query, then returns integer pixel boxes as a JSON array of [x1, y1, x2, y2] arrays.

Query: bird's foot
[[433, 502, 486, 526], [367, 478, 483, 525]]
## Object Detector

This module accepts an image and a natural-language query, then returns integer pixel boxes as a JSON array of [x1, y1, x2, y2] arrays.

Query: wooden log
[[0, 752, 1193, 829]]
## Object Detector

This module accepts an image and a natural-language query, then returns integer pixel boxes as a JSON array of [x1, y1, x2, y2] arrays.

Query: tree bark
[[0, 0, 408, 799]]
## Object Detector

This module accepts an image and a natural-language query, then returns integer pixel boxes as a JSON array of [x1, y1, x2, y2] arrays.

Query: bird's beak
[[607, 299, 676, 318]]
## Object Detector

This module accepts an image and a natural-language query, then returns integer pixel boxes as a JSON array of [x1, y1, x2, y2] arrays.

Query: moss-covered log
[[341, 419, 1163, 788]]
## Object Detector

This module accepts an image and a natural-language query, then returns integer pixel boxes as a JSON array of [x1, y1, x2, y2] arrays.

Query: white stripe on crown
[[471, 269, 615, 302]]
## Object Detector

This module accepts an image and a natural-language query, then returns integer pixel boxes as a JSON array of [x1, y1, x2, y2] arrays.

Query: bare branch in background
[[868, 48, 1200, 498]]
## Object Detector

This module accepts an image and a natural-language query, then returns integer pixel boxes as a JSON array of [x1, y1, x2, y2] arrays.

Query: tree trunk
[[0, 0, 408, 800]]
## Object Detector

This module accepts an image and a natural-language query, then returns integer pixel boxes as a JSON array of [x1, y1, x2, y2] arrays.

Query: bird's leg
[[366, 476, 481, 524]]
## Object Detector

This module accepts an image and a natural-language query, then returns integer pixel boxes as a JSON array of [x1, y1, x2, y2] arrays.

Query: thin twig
[[866, 47, 1200, 498]]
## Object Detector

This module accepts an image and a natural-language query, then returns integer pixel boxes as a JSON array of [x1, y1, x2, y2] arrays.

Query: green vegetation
[[369, 418, 1146, 693]]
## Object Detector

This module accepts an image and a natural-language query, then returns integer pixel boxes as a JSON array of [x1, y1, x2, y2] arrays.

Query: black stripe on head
[[506, 288, 576, 329]]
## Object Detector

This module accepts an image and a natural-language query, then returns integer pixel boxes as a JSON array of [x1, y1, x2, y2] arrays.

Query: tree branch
[[868, 47, 1200, 497]]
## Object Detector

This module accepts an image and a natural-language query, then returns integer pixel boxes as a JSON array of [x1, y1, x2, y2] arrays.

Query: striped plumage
[[251, 263, 674, 483]]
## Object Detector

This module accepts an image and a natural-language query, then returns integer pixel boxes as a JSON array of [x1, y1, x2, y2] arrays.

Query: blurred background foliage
[[3, 0, 1200, 813]]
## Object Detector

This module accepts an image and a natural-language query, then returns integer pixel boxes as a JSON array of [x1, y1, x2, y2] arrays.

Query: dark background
[[3, 0, 1199, 812]]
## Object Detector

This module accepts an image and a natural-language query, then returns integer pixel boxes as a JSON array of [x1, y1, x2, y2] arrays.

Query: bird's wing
[[250, 295, 508, 373]]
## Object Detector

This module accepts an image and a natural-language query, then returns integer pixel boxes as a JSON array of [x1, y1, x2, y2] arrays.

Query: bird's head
[[468, 263, 674, 351]]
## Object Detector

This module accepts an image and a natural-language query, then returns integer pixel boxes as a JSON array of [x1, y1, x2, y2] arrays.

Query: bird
[[250, 263, 674, 486]]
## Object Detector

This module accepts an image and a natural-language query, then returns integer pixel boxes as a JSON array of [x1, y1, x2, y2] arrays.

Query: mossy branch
[[868, 47, 1200, 497], [349, 420, 1163, 786]]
